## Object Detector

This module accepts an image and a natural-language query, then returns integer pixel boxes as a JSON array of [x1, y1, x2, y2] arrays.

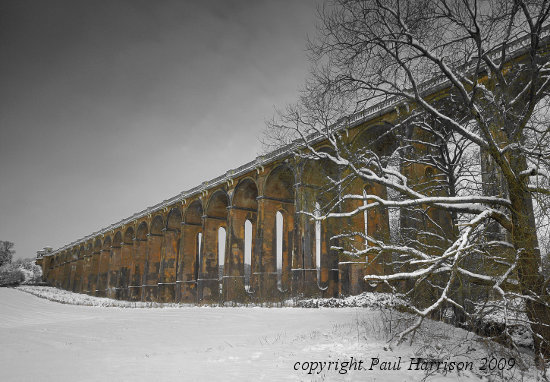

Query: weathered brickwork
[[36, 112, 444, 304]]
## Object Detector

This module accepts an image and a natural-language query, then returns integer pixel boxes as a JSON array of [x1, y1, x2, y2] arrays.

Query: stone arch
[[89, 238, 102, 296], [178, 200, 203, 303], [206, 190, 229, 219], [400, 121, 454, 249], [184, 200, 203, 224], [94, 238, 102, 251], [300, 146, 340, 211], [259, 164, 295, 299], [143, 215, 164, 302], [351, 124, 399, 160], [58, 251, 66, 289], [136, 222, 148, 240], [224, 178, 259, 302], [77, 245, 85, 289], [71, 247, 79, 261], [112, 231, 123, 246], [129, 221, 148, 301], [300, 146, 340, 295], [71, 246, 84, 292], [232, 178, 259, 210], [301, 146, 339, 186], [59, 250, 66, 288], [63, 250, 72, 289], [166, 208, 182, 229], [199, 190, 229, 302], [44, 255, 55, 285], [118, 226, 135, 300], [66, 247, 78, 290], [349, 123, 399, 229], [335, 125, 398, 296], [264, 164, 295, 200], [78, 245, 86, 259], [124, 227, 134, 244], [52, 252, 58, 288], [102, 235, 112, 249], [50, 253, 56, 287], [159, 208, 182, 302], [150, 215, 164, 235], [97, 235, 111, 297], [82, 242, 93, 295], [108, 231, 123, 298]]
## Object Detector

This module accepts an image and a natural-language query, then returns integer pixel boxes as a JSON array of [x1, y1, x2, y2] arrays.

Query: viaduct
[[35, 32, 546, 304], [34, 114, 392, 304]]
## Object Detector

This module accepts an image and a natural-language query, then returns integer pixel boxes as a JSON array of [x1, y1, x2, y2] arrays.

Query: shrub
[[13, 258, 42, 284], [0, 263, 25, 286], [0, 258, 42, 286]]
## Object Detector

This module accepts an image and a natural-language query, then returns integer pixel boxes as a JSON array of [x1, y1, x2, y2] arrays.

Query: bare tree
[[265, 0, 550, 365]]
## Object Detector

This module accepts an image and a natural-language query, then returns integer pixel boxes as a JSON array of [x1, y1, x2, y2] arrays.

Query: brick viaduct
[[35, 115, 398, 304], [35, 32, 547, 304]]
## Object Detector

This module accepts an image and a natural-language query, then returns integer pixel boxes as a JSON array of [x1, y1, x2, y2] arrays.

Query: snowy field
[[0, 287, 540, 381]]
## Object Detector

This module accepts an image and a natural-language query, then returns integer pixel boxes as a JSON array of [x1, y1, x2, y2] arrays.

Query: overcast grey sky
[[0, 0, 320, 259]]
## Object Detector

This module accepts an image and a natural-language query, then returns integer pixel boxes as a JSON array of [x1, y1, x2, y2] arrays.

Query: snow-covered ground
[[16, 285, 401, 309], [0, 287, 540, 381], [16, 285, 196, 308]]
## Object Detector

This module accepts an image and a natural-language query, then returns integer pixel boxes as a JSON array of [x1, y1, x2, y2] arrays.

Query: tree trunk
[[509, 184, 550, 363]]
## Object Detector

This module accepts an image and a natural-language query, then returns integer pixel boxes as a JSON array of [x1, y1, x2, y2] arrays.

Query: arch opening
[[231, 179, 258, 298], [167, 208, 182, 230], [244, 219, 252, 290], [200, 190, 228, 301], [129, 221, 149, 300], [150, 215, 164, 236], [124, 227, 134, 245], [206, 190, 229, 219], [276, 211, 283, 291], [195, 232, 203, 281], [136, 222, 148, 241], [184, 200, 204, 282], [184, 200, 203, 225], [102, 236, 112, 250], [113, 231, 123, 248], [363, 189, 369, 249], [302, 147, 339, 292], [218, 226, 226, 292], [264, 165, 295, 200], [232, 179, 258, 209], [315, 202, 321, 283]]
